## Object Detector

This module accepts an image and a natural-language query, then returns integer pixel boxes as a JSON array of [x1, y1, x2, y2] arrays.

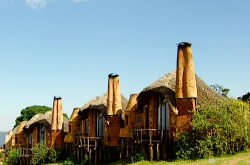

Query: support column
[[156, 143, 160, 161], [149, 143, 153, 161]]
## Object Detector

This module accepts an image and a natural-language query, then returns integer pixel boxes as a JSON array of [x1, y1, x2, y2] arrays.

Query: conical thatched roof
[[24, 110, 69, 132], [80, 92, 128, 114], [141, 70, 223, 106]]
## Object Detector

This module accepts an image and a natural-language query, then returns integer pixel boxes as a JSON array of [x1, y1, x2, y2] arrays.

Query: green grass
[[130, 151, 250, 165], [44, 151, 250, 165]]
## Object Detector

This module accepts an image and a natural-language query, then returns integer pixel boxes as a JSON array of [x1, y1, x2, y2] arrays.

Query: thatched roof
[[13, 121, 27, 135], [141, 70, 223, 106], [79, 92, 128, 114], [69, 108, 81, 122], [25, 113, 43, 129], [24, 110, 69, 132]]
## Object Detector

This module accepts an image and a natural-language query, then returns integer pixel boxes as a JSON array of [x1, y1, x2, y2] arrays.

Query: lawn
[[40, 151, 250, 165], [130, 152, 250, 165]]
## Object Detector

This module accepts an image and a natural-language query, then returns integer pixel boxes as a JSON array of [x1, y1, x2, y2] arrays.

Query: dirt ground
[[221, 154, 250, 165]]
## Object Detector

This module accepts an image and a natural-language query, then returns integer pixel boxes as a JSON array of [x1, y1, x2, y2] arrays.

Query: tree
[[14, 105, 51, 128], [238, 92, 250, 102], [210, 84, 230, 97]]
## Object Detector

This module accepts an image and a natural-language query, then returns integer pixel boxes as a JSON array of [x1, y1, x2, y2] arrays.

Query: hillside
[[0, 131, 7, 147]]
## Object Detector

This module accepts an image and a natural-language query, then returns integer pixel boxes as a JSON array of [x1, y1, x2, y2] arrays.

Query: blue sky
[[0, 0, 249, 131]]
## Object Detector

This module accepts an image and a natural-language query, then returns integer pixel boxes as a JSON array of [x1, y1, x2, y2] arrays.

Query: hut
[[12, 121, 28, 149], [76, 92, 128, 164], [4, 121, 27, 151], [129, 42, 222, 160], [4, 130, 14, 150], [64, 108, 81, 158], [19, 97, 68, 164]]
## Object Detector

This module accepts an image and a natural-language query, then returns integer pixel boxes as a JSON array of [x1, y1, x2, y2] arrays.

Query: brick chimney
[[176, 42, 197, 99], [107, 74, 122, 115], [174, 42, 197, 138], [51, 96, 64, 147], [105, 74, 123, 146]]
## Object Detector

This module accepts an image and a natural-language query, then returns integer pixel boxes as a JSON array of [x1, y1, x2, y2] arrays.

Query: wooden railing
[[76, 136, 103, 152], [130, 129, 169, 144], [20, 148, 32, 157]]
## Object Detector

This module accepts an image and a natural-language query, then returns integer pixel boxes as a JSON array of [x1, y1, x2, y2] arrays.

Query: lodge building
[[5, 42, 222, 164]]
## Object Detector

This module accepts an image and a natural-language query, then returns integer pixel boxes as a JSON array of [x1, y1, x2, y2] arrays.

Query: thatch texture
[[69, 108, 81, 122], [15, 121, 27, 134], [24, 113, 43, 129], [125, 94, 139, 112], [80, 92, 128, 115], [24, 110, 69, 133], [141, 70, 223, 106]]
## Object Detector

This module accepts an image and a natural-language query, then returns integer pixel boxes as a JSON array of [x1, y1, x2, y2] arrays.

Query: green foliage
[[31, 141, 57, 165], [14, 105, 51, 128], [81, 154, 89, 165], [176, 99, 250, 159], [3, 149, 20, 165], [0, 151, 3, 159], [130, 152, 144, 163], [63, 113, 69, 119], [210, 84, 230, 97], [48, 147, 57, 163], [63, 158, 75, 165], [238, 92, 250, 102]]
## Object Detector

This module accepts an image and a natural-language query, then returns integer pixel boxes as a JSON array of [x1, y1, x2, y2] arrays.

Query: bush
[[81, 154, 89, 165], [175, 99, 250, 159], [130, 152, 144, 163], [3, 149, 20, 165], [63, 158, 75, 165], [31, 141, 57, 165], [0, 151, 3, 159]]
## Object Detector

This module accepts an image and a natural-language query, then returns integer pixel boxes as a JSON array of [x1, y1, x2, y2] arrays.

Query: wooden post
[[94, 139, 98, 164], [121, 138, 124, 159], [141, 143, 147, 160], [126, 141, 129, 158], [89, 149, 92, 165], [162, 143, 167, 160], [149, 144, 153, 161], [156, 143, 160, 161]]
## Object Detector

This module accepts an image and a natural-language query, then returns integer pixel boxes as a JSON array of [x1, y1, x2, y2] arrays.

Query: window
[[69, 125, 72, 133], [125, 115, 128, 126], [158, 98, 169, 131], [97, 112, 104, 137], [28, 133, 32, 147], [15, 137, 18, 144], [40, 125, 46, 143], [85, 119, 89, 136], [137, 115, 141, 124]]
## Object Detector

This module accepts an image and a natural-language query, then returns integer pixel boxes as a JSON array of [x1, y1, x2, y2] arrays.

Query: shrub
[[3, 149, 20, 165], [0, 151, 3, 159], [175, 99, 250, 159], [31, 141, 57, 165], [48, 147, 57, 163], [63, 158, 75, 165], [130, 152, 144, 163], [81, 154, 89, 165]]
